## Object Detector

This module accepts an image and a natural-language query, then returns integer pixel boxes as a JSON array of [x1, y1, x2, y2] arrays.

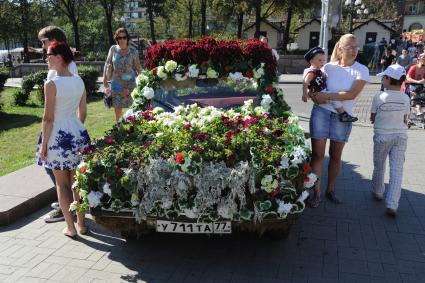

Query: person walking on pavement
[[38, 26, 79, 223], [103, 28, 141, 122], [370, 64, 410, 217], [36, 42, 90, 237], [307, 34, 369, 207]]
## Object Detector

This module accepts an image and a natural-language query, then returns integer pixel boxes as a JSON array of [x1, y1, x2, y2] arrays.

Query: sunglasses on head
[[117, 36, 127, 40]]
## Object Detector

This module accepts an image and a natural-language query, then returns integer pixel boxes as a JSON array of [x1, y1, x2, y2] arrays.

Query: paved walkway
[[1, 83, 425, 282]]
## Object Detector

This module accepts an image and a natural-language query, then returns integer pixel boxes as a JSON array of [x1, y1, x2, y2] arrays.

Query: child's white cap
[[376, 64, 406, 80]]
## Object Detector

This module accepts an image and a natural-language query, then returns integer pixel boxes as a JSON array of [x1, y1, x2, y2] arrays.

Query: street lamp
[[344, 0, 369, 32]]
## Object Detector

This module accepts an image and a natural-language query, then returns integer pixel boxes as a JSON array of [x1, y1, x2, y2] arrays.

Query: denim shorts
[[309, 105, 353, 143]]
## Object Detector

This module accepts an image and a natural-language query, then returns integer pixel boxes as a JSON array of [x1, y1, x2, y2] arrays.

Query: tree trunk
[[200, 0, 207, 35], [106, 12, 114, 46], [237, 12, 244, 38], [20, 0, 29, 63], [282, 7, 293, 53], [398, 0, 406, 33], [71, 20, 81, 51], [254, 0, 262, 38], [188, 4, 193, 38], [147, 0, 156, 44]]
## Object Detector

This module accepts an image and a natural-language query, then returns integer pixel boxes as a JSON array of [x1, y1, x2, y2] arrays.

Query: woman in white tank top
[[36, 42, 90, 238]]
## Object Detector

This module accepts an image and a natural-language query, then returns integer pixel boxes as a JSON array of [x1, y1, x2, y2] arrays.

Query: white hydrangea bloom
[[102, 182, 112, 196], [260, 94, 274, 110], [87, 191, 103, 207], [188, 64, 199, 78], [143, 86, 155, 99], [165, 60, 178, 72], [157, 66, 167, 79]]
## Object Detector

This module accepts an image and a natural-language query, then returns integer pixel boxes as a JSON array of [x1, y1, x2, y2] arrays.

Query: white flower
[[175, 73, 187, 81], [260, 94, 274, 110], [229, 72, 244, 81], [102, 182, 112, 196], [277, 201, 293, 215], [280, 155, 290, 169], [165, 60, 178, 72], [155, 132, 163, 138], [291, 146, 307, 165], [303, 173, 318, 188], [217, 202, 233, 219], [188, 64, 199, 78], [157, 66, 167, 80], [69, 201, 78, 212], [297, 191, 310, 203], [87, 191, 103, 208], [71, 181, 78, 190], [136, 74, 149, 86], [207, 67, 218, 79], [184, 208, 198, 219], [152, 107, 163, 115], [261, 175, 278, 193], [142, 86, 155, 99], [161, 198, 173, 209]]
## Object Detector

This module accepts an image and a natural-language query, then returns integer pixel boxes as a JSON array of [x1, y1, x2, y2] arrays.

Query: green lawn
[[0, 87, 116, 176]]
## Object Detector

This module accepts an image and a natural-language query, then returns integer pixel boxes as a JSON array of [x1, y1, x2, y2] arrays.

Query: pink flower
[[105, 137, 114, 144], [126, 115, 135, 121], [183, 122, 191, 130], [82, 146, 91, 155], [192, 133, 209, 140]]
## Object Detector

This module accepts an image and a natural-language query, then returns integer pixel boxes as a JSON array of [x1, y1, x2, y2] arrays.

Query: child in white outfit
[[370, 64, 410, 217]]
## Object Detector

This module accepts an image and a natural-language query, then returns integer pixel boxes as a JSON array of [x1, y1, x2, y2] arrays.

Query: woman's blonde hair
[[330, 34, 357, 62]]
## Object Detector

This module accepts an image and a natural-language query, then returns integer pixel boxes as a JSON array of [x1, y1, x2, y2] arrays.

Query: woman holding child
[[306, 34, 370, 207]]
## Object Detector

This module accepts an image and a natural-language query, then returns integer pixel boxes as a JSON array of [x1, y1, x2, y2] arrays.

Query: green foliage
[[78, 66, 100, 95], [84, 51, 108, 61], [13, 89, 30, 106], [0, 67, 9, 91], [22, 70, 48, 104]]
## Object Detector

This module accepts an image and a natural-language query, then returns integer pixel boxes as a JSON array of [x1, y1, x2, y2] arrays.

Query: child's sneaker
[[339, 112, 358, 123]]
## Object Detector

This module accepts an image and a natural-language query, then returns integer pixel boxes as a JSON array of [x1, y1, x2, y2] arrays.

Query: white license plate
[[156, 220, 231, 234]]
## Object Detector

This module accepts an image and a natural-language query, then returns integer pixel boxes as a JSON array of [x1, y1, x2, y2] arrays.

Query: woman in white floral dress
[[36, 42, 90, 238]]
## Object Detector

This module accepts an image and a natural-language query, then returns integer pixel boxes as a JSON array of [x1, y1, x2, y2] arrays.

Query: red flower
[[82, 146, 91, 155], [303, 163, 312, 173], [80, 165, 86, 174], [145, 106, 154, 111], [126, 115, 135, 121], [183, 122, 191, 130], [272, 130, 284, 137], [243, 117, 255, 129], [303, 177, 310, 183], [192, 133, 209, 140], [105, 137, 114, 144], [224, 66, 232, 73], [266, 86, 274, 94], [245, 70, 253, 78], [192, 146, 203, 153], [176, 152, 184, 164], [271, 187, 280, 197], [143, 141, 153, 148]]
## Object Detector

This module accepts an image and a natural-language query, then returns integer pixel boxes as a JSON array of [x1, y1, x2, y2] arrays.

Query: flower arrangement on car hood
[[74, 101, 316, 223]]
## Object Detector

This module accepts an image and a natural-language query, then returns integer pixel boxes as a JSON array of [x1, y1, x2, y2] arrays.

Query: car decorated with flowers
[[72, 37, 317, 239]]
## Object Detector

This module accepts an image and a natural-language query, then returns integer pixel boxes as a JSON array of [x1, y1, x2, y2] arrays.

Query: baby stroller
[[406, 83, 425, 129]]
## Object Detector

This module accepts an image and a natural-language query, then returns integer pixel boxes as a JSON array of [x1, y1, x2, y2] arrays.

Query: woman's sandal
[[307, 196, 321, 208], [77, 226, 88, 235], [325, 191, 343, 204], [62, 227, 77, 238]]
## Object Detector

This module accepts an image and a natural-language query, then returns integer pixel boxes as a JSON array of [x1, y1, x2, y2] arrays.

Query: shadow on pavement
[[84, 159, 425, 282]]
